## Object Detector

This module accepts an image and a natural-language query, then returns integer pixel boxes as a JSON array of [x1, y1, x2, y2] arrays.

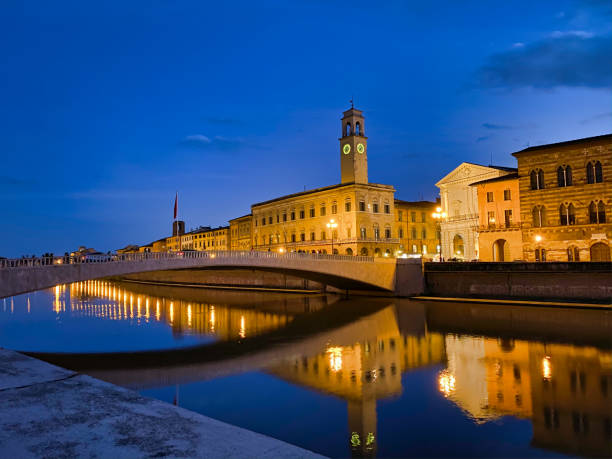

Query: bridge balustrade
[[0, 250, 374, 270]]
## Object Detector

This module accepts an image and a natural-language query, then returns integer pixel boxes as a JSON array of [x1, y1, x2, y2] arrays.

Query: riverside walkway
[[0, 348, 325, 459], [0, 251, 424, 298]]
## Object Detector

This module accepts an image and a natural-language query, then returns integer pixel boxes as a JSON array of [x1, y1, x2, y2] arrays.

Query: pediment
[[436, 162, 503, 187]]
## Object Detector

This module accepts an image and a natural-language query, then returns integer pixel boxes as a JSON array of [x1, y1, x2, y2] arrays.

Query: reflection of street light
[[278, 247, 285, 253], [432, 207, 447, 262], [327, 219, 338, 254]]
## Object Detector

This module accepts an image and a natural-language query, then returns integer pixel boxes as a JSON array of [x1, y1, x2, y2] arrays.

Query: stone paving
[[0, 349, 326, 459]]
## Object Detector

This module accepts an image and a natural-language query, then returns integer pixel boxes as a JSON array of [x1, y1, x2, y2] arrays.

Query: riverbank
[[0, 348, 325, 459]]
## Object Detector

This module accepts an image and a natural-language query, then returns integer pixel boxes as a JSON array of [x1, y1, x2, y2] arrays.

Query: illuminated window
[[412, 244, 417, 253]]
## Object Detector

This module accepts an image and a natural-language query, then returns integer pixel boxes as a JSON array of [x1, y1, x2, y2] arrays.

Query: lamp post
[[327, 219, 338, 254], [432, 207, 447, 262]]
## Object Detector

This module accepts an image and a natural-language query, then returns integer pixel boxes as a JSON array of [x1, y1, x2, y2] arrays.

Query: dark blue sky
[[1, 1, 610, 256]]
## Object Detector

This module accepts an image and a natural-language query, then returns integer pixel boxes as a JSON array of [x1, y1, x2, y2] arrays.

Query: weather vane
[[350, 96, 354, 109]]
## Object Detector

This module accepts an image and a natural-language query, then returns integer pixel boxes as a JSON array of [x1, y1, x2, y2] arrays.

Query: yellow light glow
[[436, 207, 442, 212], [535, 234, 543, 242], [327, 346, 343, 372], [542, 356, 552, 380], [239, 315, 245, 338], [438, 370, 456, 397], [279, 247, 285, 253]]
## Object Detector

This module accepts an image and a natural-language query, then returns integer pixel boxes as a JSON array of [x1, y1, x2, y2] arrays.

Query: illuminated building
[[512, 134, 612, 262], [394, 199, 440, 259], [435, 163, 517, 261], [251, 107, 400, 256], [471, 173, 523, 261], [229, 214, 253, 251]]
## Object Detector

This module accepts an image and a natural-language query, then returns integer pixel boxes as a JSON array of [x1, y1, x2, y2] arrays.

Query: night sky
[[1, 1, 610, 257]]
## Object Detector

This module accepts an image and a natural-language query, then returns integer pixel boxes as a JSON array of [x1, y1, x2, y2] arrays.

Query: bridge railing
[[0, 250, 374, 270]]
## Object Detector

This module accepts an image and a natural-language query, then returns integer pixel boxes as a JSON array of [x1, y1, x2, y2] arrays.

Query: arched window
[[532, 206, 545, 227], [355, 122, 361, 136], [346, 248, 353, 256], [530, 169, 544, 190], [453, 234, 464, 258], [345, 122, 351, 137], [535, 248, 546, 262], [360, 247, 369, 256], [557, 165, 572, 187], [587, 161, 603, 184], [589, 201, 606, 224], [559, 203, 576, 225], [567, 246, 580, 262]]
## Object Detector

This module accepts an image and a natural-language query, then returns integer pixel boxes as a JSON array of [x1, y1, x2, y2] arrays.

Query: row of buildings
[[124, 107, 611, 262]]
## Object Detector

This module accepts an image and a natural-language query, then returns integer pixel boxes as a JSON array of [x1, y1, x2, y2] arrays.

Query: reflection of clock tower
[[340, 106, 368, 184]]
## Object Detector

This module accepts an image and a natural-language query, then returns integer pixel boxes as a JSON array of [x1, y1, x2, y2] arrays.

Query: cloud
[[477, 32, 612, 89], [580, 112, 612, 124], [179, 134, 245, 151], [482, 123, 512, 130]]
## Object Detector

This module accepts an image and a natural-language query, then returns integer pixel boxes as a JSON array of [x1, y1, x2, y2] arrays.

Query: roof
[[512, 134, 612, 156], [435, 162, 517, 187], [229, 213, 252, 222], [463, 162, 517, 172], [251, 182, 394, 208], [469, 172, 519, 186]]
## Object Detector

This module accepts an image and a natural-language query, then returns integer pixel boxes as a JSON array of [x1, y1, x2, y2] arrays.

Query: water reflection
[[5, 283, 612, 458]]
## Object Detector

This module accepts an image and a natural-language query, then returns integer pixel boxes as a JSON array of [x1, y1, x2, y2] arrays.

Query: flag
[[173, 192, 178, 220]]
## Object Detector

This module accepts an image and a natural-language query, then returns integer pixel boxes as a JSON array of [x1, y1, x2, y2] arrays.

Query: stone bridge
[[0, 251, 424, 298]]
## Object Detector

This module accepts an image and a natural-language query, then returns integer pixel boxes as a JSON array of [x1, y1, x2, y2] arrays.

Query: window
[[384, 204, 390, 214], [320, 206, 326, 216], [412, 244, 418, 253], [411, 212, 416, 222], [532, 206, 545, 227], [268, 216, 273, 224], [411, 227, 417, 239], [535, 248, 546, 262], [360, 227, 367, 239], [487, 191, 494, 202], [345, 122, 351, 137], [374, 227, 380, 240], [587, 161, 603, 184], [331, 203, 337, 214], [290, 211, 295, 221], [560, 203, 576, 225], [300, 232, 305, 242], [488, 211, 496, 226], [299, 210, 305, 219], [359, 201, 366, 212], [590, 201, 606, 224], [373, 203, 379, 213], [421, 212, 426, 222], [355, 121, 361, 136], [310, 232, 315, 241], [398, 211, 403, 221], [421, 228, 427, 239], [557, 165, 572, 187], [321, 231, 326, 240], [385, 228, 391, 238], [504, 189, 511, 201], [345, 200, 351, 212], [504, 209, 513, 226], [283, 213, 287, 222], [567, 246, 580, 262], [309, 207, 315, 218], [399, 228, 404, 238], [422, 244, 427, 254], [261, 217, 266, 226], [530, 169, 545, 190]]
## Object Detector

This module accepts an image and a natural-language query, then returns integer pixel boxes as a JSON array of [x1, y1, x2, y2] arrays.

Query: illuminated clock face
[[343, 144, 351, 155], [357, 143, 365, 154]]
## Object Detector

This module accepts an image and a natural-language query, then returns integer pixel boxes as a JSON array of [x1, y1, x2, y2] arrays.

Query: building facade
[[512, 134, 612, 262], [471, 173, 523, 261], [229, 214, 253, 251], [250, 107, 400, 256], [436, 162, 517, 261], [394, 200, 440, 259]]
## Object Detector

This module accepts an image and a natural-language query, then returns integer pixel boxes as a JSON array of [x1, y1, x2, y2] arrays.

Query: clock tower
[[340, 106, 368, 184]]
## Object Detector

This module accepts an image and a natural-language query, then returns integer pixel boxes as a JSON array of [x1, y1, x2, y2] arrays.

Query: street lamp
[[432, 207, 447, 262], [326, 219, 338, 254]]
